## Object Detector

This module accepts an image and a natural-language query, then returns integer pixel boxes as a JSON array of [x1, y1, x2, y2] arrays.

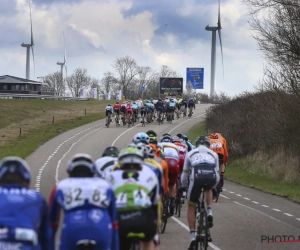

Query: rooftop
[[0, 75, 41, 85]]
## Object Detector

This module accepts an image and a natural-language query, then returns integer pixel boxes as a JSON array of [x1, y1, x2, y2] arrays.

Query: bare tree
[[43, 71, 66, 96], [99, 71, 118, 99], [243, 0, 300, 95], [112, 56, 139, 98], [67, 68, 92, 97]]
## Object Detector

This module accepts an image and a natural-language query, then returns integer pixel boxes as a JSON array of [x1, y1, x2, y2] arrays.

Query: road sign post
[[186, 68, 204, 90], [140, 86, 145, 100]]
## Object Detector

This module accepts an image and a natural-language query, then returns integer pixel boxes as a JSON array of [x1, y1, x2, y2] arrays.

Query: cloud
[[0, 0, 265, 96]]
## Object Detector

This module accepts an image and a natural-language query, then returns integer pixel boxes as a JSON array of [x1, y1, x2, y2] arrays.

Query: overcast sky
[[0, 0, 265, 96]]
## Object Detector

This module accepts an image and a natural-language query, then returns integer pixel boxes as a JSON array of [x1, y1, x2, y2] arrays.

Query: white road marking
[[229, 191, 235, 194], [220, 194, 230, 199], [284, 213, 293, 217], [55, 126, 106, 183], [243, 197, 250, 200], [272, 209, 281, 212], [252, 201, 259, 204], [35, 122, 105, 191], [234, 202, 299, 230], [171, 217, 222, 250], [168, 114, 205, 134], [236, 194, 241, 197], [296, 218, 300, 221], [111, 124, 140, 146], [261, 205, 269, 208]]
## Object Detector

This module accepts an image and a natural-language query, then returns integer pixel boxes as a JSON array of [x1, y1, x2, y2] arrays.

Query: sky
[[0, 0, 266, 97]]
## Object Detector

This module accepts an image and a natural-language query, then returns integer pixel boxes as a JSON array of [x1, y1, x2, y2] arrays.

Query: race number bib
[[190, 153, 214, 166], [64, 188, 108, 210], [133, 190, 151, 207], [115, 192, 128, 208]]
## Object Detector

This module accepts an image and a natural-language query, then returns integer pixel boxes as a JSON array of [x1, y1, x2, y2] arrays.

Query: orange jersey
[[149, 143, 169, 194], [208, 134, 228, 163]]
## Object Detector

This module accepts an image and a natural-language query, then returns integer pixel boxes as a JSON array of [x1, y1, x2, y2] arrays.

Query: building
[[0, 75, 50, 94]]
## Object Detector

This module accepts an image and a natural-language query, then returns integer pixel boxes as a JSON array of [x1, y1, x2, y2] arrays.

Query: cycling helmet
[[146, 130, 157, 137], [195, 136, 210, 147], [182, 135, 189, 141], [171, 136, 181, 143], [108, 104, 111, 106], [162, 133, 171, 137], [0, 157, 31, 183], [176, 133, 183, 138], [132, 132, 150, 144], [133, 101, 136, 104], [160, 134, 172, 143], [118, 146, 144, 166], [144, 145, 155, 159], [102, 146, 119, 157], [116, 102, 119, 104], [67, 153, 95, 174]]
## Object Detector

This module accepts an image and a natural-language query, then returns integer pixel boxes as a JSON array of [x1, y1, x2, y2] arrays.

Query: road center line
[[220, 194, 230, 199], [111, 124, 140, 146], [171, 217, 222, 250]]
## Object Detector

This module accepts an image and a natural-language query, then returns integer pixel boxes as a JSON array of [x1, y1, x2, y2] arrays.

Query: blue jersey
[[132, 104, 138, 110], [49, 177, 119, 250], [0, 184, 50, 250], [168, 101, 176, 108]]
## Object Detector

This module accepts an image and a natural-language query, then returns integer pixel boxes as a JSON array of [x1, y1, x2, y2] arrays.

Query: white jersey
[[160, 142, 180, 161], [95, 156, 117, 178], [183, 145, 219, 172], [55, 177, 112, 211], [105, 105, 113, 111], [153, 99, 158, 104], [106, 166, 159, 212], [136, 100, 143, 108]]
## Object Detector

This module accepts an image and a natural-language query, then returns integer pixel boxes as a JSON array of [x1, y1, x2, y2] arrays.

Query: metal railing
[[0, 93, 88, 101]]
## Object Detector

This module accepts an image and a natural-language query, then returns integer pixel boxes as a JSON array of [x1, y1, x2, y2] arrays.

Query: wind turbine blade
[[218, 0, 221, 29], [63, 31, 67, 78], [29, 1, 34, 46], [218, 29, 224, 79]]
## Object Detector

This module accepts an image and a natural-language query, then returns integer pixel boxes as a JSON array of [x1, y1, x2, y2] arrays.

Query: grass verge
[[187, 121, 300, 203], [0, 99, 109, 159]]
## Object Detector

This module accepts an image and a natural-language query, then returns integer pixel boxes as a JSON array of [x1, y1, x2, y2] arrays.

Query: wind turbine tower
[[205, 0, 224, 98], [21, 1, 35, 80], [57, 32, 67, 79]]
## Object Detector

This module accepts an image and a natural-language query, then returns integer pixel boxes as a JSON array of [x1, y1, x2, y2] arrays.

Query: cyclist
[[0, 157, 51, 250], [187, 98, 195, 117], [208, 133, 228, 188], [95, 146, 119, 178], [120, 102, 127, 125], [132, 101, 139, 122], [126, 102, 133, 124], [49, 153, 119, 250], [105, 104, 113, 126], [181, 136, 219, 249], [160, 134, 180, 216], [181, 98, 188, 116], [167, 98, 176, 121], [113, 101, 122, 125], [155, 98, 164, 122], [140, 103, 149, 124], [106, 146, 159, 250]]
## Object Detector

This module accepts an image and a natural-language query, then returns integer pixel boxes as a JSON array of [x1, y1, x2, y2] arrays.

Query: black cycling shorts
[[114, 109, 120, 115], [118, 208, 157, 250], [188, 104, 194, 108], [217, 154, 224, 164], [106, 110, 112, 116], [141, 110, 147, 116], [187, 164, 218, 204], [167, 107, 175, 113]]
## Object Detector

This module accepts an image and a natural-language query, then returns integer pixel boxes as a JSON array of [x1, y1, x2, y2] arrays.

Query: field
[[0, 99, 109, 159], [187, 121, 300, 203]]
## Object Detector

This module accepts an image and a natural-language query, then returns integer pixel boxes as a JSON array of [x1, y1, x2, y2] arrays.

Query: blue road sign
[[186, 68, 204, 89], [140, 86, 145, 91]]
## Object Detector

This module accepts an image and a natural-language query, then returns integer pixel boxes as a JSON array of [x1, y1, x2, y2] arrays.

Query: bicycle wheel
[[159, 196, 169, 234], [196, 210, 208, 250]]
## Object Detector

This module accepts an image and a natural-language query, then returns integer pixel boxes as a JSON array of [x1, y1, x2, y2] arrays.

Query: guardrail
[[0, 93, 88, 101]]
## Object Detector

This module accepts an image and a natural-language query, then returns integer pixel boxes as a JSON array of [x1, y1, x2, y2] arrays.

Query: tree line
[[204, 0, 300, 182], [42, 56, 184, 100]]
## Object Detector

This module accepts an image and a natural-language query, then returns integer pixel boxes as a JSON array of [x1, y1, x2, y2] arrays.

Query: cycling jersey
[[168, 101, 176, 108], [126, 104, 133, 114], [106, 166, 159, 250], [95, 156, 118, 178], [132, 104, 138, 110], [105, 105, 113, 111], [144, 158, 164, 195], [113, 104, 121, 110], [173, 141, 187, 173], [208, 134, 228, 164], [49, 178, 119, 250], [0, 184, 50, 250], [181, 146, 220, 204]]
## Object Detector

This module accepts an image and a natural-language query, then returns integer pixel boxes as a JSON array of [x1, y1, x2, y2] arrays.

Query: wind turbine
[[21, 1, 35, 80], [57, 32, 67, 80], [205, 0, 224, 98]]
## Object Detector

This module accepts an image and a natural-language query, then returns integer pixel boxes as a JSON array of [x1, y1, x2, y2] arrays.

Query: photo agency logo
[[261, 235, 300, 244]]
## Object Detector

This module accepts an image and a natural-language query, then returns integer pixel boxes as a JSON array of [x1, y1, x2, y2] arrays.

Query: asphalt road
[[26, 104, 300, 250]]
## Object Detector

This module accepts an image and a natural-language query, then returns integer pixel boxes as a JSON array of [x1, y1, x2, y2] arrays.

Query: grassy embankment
[[0, 99, 110, 159], [187, 120, 300, 203]]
